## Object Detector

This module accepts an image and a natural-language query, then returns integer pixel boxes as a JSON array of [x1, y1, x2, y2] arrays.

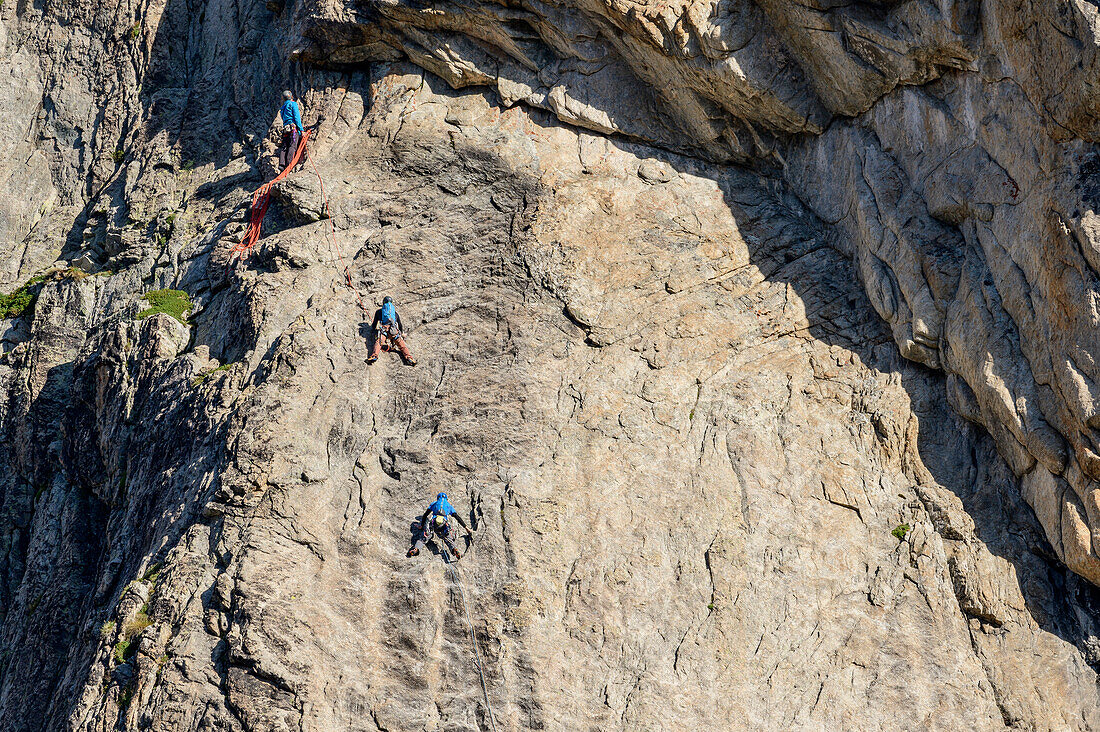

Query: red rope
[[228, 126, 369, 313], [230, 128, 314, 257], [308, 149, 368, 312]]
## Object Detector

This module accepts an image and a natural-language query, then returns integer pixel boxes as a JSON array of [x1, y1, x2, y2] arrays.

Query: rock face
[[304, 0, 1100, 591], [3, 0, 1100, 730]]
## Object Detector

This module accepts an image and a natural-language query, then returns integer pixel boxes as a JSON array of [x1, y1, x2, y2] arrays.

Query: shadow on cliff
[[0, 362, 105, 731], [613, 139, 1100, 666], [56, 0, 318, 275]]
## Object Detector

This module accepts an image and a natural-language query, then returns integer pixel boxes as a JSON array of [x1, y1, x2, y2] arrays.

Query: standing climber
[[367, 295, 417, 366], [278, 90, 304, 171], [408, 492, 473, 559]]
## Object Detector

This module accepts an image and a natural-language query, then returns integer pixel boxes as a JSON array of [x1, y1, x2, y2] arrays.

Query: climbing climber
[[408, 492, 473, 559], [367, 295, 417, 366], [277, 90, 305, 171]]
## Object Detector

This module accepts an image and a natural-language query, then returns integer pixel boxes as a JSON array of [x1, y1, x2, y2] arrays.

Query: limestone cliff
[[4, 0, 1100, 730]]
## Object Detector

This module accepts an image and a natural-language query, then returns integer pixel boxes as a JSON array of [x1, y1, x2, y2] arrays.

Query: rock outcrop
[[3, 0, 1100, 730]]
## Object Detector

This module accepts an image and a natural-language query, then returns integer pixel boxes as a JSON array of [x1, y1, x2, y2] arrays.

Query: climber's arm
[[452, 512, 471, 534]]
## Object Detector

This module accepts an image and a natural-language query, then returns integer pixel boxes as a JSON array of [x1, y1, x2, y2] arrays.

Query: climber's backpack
[[381, 301, 397, 325]]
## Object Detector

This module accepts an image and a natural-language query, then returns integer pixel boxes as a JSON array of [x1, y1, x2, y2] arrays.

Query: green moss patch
[[0, 276, 45, 320], [192, 363, 232, 386], [137, 289, 192, 324], [891, 523, 910, 540], [113, 638, 134, 664]]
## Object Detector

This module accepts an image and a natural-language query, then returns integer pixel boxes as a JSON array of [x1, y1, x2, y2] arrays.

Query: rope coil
[[231, 129, 314, 257], [228, 126, 369, 312]]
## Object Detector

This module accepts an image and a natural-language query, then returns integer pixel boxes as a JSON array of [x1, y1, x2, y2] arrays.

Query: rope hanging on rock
[[227, 127, 367, 312], [448, 561, 500, 732], [308, 151, 368, 312], [230, 128, 314, 258]]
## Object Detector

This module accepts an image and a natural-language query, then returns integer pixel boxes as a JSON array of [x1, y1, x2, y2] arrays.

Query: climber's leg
[[407, 536, 427, 557], [440, 531, 462, 559], [407, 522, 432, 557], [293, 129, 307, 169], [393, 334, 416, 365], [283, 128, 300, 171], [278, 131, 290, 170], [367, 329, 383, 363]]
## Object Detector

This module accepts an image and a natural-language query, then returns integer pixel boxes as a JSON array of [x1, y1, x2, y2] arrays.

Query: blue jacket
[[280, 100, 303, 133], [428, 496, 456, 517]]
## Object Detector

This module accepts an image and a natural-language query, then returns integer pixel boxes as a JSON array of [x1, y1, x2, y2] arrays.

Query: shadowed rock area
[[4, 0, 1100, 730]]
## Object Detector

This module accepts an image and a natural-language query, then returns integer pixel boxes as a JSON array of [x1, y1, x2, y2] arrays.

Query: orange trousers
[[370, 325, 413, 361]]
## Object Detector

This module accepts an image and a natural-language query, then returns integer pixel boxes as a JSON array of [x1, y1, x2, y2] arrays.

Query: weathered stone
[[4, 0, 1100, 730]]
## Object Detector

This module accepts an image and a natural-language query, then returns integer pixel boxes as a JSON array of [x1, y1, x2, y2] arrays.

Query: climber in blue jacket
[[278, 91, 304, 170], [367, 295, 416, 365], [408, 492, 473, 558], [280, 91, 304, 133]]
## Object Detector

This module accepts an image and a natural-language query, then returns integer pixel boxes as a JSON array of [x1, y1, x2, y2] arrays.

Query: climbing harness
[[447, 560, 500, 732], [419, 514, 451, 544], [377, 324, 403, 353], [419, 515, 462, 558]]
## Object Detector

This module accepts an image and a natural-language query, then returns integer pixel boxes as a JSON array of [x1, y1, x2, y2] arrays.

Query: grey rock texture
[[292, 0, 1100, 608], [2, 0, 1100, 731]]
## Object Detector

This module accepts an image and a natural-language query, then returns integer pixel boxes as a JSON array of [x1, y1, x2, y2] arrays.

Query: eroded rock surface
[[3, 0, 1100, 731], [290, 0, 1100, 609]]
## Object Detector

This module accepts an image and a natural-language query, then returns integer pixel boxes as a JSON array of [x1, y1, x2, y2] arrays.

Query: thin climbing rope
[[448, 560, 499, 732], [308, 150, 368, 312], [249, 127, 491, 729]]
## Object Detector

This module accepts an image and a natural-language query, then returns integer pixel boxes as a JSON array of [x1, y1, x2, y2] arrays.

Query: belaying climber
[[408, 492, 473, 559], [367, 295, 417, 366], [278, 90, 304, 171]]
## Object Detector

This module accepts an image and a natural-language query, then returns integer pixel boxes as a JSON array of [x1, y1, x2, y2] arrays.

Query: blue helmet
[[437, 492, 447, 500]]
